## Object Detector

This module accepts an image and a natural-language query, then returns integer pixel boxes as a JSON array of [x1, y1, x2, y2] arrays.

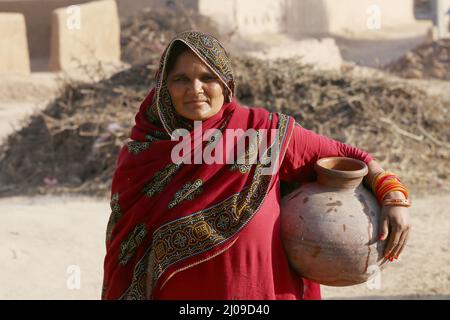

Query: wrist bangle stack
[[371, 171, 410, 206]]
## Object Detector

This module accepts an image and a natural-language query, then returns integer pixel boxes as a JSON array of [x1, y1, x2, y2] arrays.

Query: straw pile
[[384, 39, 450, 80]]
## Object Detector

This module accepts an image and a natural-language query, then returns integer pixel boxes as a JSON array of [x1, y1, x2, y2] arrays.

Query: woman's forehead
[[169, 50, 212, 75]]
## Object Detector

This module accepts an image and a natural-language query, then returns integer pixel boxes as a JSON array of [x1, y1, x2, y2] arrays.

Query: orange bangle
[[376, 174, 397, 186], [377, 182, 408, 201], [372, 172, 394, 190], [377, 181, 400, 195], [379, 187, 408, 202], [374, 170, 396, 181], [378, 181, 407, 196], [370, 171, 385, 191], [375, 176, 399, 194], [377, 178, 406, 193], [371, 171, 384, 189], [378, 181, 405, 196]]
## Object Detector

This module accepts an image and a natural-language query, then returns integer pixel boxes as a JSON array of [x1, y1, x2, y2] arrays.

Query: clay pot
[[281, 157, 387, 286]]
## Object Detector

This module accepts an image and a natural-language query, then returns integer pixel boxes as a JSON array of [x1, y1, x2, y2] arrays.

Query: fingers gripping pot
[[281, 157, 388, 286]]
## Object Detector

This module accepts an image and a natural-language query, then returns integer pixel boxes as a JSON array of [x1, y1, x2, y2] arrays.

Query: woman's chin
[[183, 109, 214, 121], [186, 113, 211, 121]]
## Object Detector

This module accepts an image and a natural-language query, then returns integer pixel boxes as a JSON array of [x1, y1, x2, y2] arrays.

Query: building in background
[[0, 0, 446, 73]]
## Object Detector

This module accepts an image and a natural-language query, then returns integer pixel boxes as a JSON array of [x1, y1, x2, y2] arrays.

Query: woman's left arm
[[279, 122, 411, 261], [364, 160, 411, 261]]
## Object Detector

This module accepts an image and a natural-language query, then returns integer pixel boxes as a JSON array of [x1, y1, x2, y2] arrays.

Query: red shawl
[[102, 87, 295, 299], [102, 31, 296, 299]]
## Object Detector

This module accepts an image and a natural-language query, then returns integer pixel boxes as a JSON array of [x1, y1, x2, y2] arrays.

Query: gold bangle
[[382, 198, 411, 208]]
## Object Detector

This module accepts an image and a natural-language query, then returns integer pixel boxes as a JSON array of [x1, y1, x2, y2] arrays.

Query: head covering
[[102, 31, 295, 299], [147, 31, 235, 136]]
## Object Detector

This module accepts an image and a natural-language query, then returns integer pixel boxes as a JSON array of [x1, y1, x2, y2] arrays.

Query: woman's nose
[[189, 79, 203, 94]]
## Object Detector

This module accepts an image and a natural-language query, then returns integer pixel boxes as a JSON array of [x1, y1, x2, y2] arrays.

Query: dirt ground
[[0, 195, 109, 299], [0, 192, 448, 300]]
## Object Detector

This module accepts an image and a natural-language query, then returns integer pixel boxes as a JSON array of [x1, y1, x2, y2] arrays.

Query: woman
[[102, 31, 411, 300]]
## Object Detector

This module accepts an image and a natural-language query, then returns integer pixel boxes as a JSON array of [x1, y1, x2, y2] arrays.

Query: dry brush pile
[[234, 57, 450, 196], [384, 39, 450, 81], [1, 55, 449, 197]]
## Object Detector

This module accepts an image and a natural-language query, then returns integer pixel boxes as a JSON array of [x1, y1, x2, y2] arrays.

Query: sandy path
[[0, 193, 448, 300], [0, 196, 109, 299]]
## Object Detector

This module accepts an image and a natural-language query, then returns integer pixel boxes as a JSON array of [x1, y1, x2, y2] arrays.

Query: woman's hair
[[166, 41, 190, 75]]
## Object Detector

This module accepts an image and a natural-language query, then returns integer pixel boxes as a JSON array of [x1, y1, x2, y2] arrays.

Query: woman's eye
[[174, 77, 188, 82], [202, 75, 216, 81]]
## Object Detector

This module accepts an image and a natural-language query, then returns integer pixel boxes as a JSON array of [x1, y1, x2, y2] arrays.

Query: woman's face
[[167, 50, 225, 121]]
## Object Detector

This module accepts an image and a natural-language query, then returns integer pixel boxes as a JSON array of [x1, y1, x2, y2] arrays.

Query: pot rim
[[315, 157, 368, 179]]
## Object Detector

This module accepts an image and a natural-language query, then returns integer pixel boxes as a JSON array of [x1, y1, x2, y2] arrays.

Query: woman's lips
[[185, 100, 208, 107]]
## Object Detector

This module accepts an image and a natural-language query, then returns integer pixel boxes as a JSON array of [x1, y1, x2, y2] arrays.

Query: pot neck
[[314, 157, 368, 189], [316, 174, 365, 189]]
